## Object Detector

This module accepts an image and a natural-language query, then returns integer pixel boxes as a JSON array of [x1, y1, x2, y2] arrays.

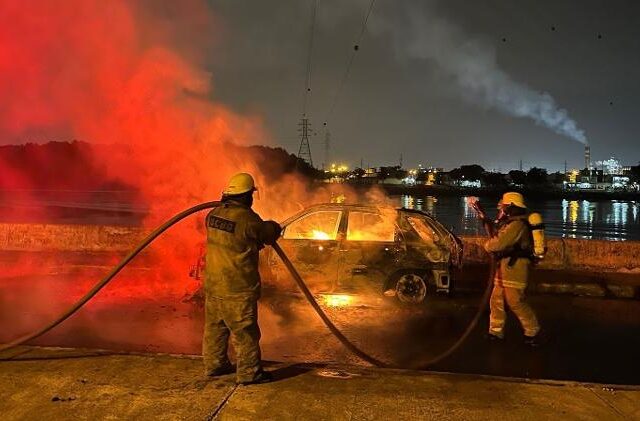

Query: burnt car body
[[260, 203, 463, 304]]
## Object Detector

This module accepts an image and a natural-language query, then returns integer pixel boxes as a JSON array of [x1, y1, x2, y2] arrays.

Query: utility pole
[[399, 153, 403, 168], [519, 159, 523, 172], [323, 129, 330, 170], [297, 117, 313, 168], [564, 160, 568, 174]]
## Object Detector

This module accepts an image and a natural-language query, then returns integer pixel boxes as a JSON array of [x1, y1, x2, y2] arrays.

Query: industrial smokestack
[[584, 145, 591, 170]]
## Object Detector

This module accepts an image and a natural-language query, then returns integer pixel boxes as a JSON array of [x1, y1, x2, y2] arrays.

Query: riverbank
[[2, 346, 638, 420], [3, 223, 640, 272]]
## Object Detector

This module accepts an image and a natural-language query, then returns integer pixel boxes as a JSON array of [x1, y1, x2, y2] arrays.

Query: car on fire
[[259, 203, 463, 304]]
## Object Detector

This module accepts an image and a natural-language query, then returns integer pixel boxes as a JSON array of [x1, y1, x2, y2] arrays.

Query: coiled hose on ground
[[0, 201, 494, 369]]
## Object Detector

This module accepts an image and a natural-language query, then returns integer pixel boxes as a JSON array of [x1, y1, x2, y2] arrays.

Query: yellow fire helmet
[[500, 191, 526, 209], [223, 172, 256, 196]]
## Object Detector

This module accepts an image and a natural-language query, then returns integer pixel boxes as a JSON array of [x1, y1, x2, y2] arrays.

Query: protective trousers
[[203, 295, 262, 383], [489, 284, 540, 338]]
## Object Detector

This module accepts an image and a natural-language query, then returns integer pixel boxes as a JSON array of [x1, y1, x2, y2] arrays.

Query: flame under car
[[261, 204, 463, 304]]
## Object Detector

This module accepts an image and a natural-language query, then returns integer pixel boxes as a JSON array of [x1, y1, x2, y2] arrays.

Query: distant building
[[402, 166, 444, 186], [594, 157, 624, 175], [425, 168, 443, 186], [564, 166, 634, 191], [363, 168, 378, 178]]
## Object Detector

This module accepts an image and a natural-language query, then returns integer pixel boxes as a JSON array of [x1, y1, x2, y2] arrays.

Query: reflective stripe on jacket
[[483, 215, 532, 289], [204, 200, 279, 298]]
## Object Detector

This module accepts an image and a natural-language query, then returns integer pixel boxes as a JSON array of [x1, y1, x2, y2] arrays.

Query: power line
[[323, 0, 376, 125], [302, 0, 319, 117]]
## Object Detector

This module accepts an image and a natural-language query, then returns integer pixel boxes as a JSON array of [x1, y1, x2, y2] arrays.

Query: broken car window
[[406, 215, 440, 243], [346, 212, 395, 242], [283, 210, 342, 240]]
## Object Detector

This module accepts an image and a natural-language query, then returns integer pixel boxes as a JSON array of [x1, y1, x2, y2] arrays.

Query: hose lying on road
[[414, 261, 493, 368], [274, 242, 494, 369], [0, 201, 494, 369], [272, 242, 388, 367]]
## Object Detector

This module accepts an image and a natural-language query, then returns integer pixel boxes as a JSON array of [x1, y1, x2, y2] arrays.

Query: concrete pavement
[[1, 347, 638, 420], [2, 261, 640, 385]]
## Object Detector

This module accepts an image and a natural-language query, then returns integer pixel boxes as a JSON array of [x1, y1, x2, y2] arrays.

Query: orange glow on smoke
[[0, 0, 273, 300], [0, 0, 389, 312]]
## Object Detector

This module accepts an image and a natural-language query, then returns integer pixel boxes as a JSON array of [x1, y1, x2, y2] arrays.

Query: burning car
[[260, 204, 463, 304]]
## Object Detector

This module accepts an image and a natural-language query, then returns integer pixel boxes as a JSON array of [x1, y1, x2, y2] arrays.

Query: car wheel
[[394, 272, 427, 304]]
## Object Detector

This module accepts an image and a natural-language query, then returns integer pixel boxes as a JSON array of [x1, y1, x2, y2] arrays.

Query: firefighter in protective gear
[[484, 192, 542, 345], [203, 173, 281, 384]]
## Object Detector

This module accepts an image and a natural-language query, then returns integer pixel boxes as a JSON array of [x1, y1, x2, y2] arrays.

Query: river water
[[2, 190, 639, 241], [397, 195, 640, 241]]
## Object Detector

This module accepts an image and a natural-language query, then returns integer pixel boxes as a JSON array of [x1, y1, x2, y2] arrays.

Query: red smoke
[[0, 0, 274, 297], [0, 1, 356, 301], [0, 0, 267, 202]]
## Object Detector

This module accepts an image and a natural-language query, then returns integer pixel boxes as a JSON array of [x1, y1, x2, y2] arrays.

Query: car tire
[[387, 271, 429, 305]]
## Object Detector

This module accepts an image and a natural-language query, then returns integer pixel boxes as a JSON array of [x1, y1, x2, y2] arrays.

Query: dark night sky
[[209, 0, 640, 172]]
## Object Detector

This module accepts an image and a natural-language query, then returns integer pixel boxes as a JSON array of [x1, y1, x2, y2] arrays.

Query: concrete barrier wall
[[461, 236, 640, 273], [0, 223, 144, 252], [1, 223, 639, 273]]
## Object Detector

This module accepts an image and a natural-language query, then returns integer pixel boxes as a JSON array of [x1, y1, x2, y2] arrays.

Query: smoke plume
[[377, 4, 588, 144], [0, 0, 370, 353]]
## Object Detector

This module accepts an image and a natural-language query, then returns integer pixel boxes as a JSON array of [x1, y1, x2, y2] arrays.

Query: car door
[[337, 210, 403, 294], [266, 209, 344, 293]]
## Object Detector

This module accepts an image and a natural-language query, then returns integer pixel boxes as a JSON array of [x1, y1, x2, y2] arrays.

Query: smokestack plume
[[373, 4, 588, 145]]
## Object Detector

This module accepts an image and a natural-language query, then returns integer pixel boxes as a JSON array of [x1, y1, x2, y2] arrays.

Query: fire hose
[[0, 201, 495, 369]]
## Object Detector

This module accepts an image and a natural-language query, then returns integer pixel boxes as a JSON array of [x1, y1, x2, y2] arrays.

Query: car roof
[[280, 202, 428, 226], [304, 203, 391, 212], [299, 202, 434, 214]]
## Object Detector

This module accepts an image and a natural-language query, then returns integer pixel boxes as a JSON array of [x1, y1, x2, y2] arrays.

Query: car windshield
[[283, 210, 342, 240]]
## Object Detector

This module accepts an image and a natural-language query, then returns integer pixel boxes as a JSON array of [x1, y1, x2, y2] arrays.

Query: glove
[[261, 220, 282, 245]]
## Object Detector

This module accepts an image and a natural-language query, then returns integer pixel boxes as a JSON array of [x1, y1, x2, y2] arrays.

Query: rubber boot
[[237, 369, 273, 385], [524, 330, 547, 347]]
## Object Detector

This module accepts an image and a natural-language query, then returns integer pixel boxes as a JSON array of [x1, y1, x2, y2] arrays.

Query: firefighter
[[483, 192, 542, 346], [203, 172, 281, 384]]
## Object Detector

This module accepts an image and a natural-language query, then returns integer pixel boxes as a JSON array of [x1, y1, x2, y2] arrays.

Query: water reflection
[[608, 201, 628, 227], [400, 195, 640, 241], [582, 201, 590, 225], [401, 195, 414, 210], [425, 196, 437, 216], [561, 200, 595, 239]]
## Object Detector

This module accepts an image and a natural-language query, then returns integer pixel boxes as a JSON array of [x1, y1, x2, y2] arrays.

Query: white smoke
[[376, 4, 588, 145]]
